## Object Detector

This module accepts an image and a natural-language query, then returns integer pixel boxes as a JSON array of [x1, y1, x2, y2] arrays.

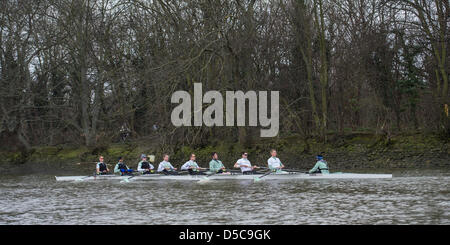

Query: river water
[[0, 169, 448, 225]]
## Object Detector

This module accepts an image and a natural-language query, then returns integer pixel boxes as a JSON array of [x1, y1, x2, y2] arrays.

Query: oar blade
[[197, 176, 211, 184], [75, 176, 90, 181], [120, 176, 133, 183]]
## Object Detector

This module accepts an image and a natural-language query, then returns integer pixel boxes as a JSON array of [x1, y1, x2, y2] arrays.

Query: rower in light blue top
[[309, 155, 329, 174], [267, 149, 285, 172], [209, 152, 226, 173]]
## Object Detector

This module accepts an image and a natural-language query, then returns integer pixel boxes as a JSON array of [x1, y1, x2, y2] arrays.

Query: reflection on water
[[0, 169, 448, 224]]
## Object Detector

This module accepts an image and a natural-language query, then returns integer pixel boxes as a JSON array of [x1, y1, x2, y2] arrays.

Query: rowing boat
[[55, 172, 392, 181]]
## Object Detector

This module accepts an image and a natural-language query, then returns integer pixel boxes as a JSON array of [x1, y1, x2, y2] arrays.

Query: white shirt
[[267, 157, 283, 169], [181, 160, 199, 170], [157, 161, 175, 172], [236, 158, 252, 172]]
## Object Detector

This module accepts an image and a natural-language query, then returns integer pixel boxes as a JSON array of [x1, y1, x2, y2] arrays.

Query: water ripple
[[0, 171, 448, 224]]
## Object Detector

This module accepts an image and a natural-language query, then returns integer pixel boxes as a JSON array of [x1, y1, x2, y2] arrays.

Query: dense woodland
[[0, 0, 448, 152]]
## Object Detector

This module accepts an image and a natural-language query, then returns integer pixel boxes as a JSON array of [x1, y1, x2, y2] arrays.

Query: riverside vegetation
[[1, 131, 448, 175]]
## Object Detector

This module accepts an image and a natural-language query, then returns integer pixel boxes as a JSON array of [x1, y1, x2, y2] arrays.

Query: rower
[[267, 149, 285, 172], [157, 154, 179, 175], [181, 153, 207, 175], [309, 155, 329, 174], [96, 156, 109, 175], [234, 152, 259, 175], [209, 152, 227, 174], [137, 154, 155, 174], [114, 156, 133, 176]]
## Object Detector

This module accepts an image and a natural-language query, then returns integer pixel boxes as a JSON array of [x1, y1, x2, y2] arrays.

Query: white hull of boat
[[55, 172, 392, 181]]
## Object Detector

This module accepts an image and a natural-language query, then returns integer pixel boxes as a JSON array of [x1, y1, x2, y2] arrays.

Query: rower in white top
[[157, 154, 179, 175], [234, 152, 260, 175], [181, 153, 207, 175], [267, 149, 285, 173]]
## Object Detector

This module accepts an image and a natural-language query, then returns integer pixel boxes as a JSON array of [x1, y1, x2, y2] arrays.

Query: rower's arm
[[114, 164, 120, 174], [209, 161, 215, 171], [180, 163, 188, 170], [137, 162, 143, 171], [309, 162, 320, 173]]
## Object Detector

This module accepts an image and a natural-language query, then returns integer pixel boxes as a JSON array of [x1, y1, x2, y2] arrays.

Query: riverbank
[[1, 132, 449, 174]]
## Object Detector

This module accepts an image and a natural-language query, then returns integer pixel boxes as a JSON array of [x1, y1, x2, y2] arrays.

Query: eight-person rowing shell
[[181, 153, 207, 175], [58, 152, 392, 181], [95, 152, 329, 177]]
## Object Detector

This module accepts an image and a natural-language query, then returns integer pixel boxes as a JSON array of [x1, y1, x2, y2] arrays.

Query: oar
[[75, 175, 92, 181], [75, 171, 98, 181], [197, 166, 232, 183], [253, 170, 274, 182], [283, 169, 309, 173], [120, 170, 145, 183], [197, 169, 222, 183], [120, 175, 135, 183]]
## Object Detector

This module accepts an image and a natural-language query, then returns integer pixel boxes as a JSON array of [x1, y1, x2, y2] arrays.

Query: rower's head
[[242, 152, 248, 159], [270, 149, 277, 157], [316, 155, 323, 160], [163, 154, 169, 161], [140, 154, 146, 160], [190, 153, 196, 161], [99, 156, 104, 162], [118, 156, 123, 162], [211, 152, 218, 160]]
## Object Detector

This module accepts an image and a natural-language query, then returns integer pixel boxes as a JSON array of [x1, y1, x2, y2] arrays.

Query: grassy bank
[[1, 132, 449, 173]]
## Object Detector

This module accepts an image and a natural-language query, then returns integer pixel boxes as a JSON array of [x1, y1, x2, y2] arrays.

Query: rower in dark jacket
[[137, 154, 155, 174], [114, 156, 133, 175], [96, 156, 109, 175]]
